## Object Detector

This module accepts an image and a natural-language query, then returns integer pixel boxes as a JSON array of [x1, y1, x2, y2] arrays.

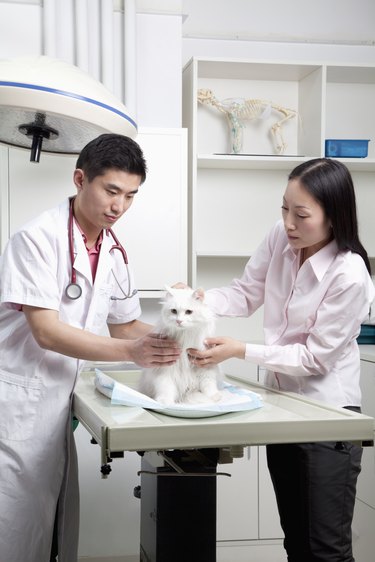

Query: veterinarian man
[[0, 134, 180, 562]]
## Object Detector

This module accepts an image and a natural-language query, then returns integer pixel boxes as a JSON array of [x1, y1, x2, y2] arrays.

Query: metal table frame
[[73, 369, 375, 562]]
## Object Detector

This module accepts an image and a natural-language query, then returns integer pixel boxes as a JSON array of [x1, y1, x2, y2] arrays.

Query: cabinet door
[[0, 128, 187, 294], [357, 360, 375, 509], [257, 368, 285, 539], [114, 128, 187, 292], [217, 446, 283, 542], [217, 448, 258, 541], [258, 446, 284, 539]]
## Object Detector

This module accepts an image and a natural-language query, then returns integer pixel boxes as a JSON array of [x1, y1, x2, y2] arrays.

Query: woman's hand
[[172, 282, 205, 300], [172, 282, 190, 289], [188, 337, 246, 366]]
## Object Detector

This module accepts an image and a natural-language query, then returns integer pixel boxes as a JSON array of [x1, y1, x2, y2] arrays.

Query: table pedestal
[[138, 449, 219, 562]]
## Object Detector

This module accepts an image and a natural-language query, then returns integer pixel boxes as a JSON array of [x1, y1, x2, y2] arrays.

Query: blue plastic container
[[357, 324, 375, 344], [325, 139, 370, 158]]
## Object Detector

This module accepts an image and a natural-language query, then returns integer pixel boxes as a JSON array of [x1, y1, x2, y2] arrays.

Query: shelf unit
[[183, 57, 375, 290], [183, 56, 375, 552]]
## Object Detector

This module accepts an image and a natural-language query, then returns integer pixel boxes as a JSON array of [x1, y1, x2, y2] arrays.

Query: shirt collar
[[283, 238, 338, 282], [307, 239, 338, 281], [74, 218, 104, 252]]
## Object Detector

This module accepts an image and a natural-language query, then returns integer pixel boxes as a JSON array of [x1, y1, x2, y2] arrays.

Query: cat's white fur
[[138, 286, 222, 405]]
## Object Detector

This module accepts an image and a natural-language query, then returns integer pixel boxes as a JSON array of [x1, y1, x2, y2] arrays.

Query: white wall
[[182, 0, 375, 66], [137, 12, 182, 126], [0, 1, 41, 55], [182, 0, 375, 44], [1, 0, 375, 559], [0, 1, 183, 128]]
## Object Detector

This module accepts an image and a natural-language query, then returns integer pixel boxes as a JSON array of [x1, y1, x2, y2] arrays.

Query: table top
[[73, 368, 375, 456]]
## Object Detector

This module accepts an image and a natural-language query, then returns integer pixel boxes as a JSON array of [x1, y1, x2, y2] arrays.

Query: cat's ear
[[192, 288, 205, 302], [164, 284, 174, 296]]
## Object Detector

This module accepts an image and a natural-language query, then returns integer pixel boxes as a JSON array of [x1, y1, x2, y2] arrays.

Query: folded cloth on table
[[94, 368, 263, 419]]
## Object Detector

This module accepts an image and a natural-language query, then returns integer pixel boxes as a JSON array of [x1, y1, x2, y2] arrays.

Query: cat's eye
[[171, 309, 177, 314], [185, 310, 193, 315]]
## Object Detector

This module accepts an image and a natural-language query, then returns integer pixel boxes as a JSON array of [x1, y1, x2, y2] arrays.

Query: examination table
[[73, 368, 375, 562]]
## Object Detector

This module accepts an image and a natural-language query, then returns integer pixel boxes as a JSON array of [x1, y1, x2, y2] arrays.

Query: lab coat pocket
[[93, 283, 113, 324], [0, 369, 42, 441]]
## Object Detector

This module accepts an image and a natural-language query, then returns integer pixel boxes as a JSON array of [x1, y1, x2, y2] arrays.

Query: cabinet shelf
[[198, 154, 375, 172], [197, 251, 251, 258], [194, 58, 321, 82], [335, 158, 375, 172], [198, 154, 310, 170]]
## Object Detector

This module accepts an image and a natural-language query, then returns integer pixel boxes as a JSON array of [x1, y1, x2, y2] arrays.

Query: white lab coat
[[0, 199, 141, 562]]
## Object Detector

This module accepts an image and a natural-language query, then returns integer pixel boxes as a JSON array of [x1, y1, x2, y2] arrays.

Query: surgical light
[[0, 56, 137, 162]]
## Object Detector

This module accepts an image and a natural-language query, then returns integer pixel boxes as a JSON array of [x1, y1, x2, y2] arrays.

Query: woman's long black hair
[[289, 158, 371, 274]]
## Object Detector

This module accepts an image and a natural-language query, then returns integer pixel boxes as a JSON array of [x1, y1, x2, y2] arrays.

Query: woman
[[188, 158, 374, 562]]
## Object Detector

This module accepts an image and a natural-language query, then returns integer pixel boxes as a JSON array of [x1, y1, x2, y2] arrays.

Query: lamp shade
[[0, 56, 137, 161]]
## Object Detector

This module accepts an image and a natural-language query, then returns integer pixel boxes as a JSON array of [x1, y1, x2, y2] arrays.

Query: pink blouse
[[205, 220, 375, 407]]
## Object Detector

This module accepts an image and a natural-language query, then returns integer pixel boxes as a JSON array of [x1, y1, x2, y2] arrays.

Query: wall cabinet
[[183, 56, 375, 555], [0, 127, 187, 296]]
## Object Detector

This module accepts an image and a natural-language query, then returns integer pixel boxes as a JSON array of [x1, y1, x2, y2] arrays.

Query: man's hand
[[128, 333, 181, 368], [23, 306, 181, 365]]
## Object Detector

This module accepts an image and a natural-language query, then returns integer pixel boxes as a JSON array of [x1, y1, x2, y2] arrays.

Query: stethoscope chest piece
[[66, 197, 136, 301], [65, 282, 82, 300]]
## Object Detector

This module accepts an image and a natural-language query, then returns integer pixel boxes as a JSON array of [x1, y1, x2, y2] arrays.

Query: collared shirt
[[74, 219, 103, 282], [205, 220, 375, 407]]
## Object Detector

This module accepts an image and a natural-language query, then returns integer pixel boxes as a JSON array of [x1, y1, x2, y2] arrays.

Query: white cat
[[139, 286, 222, 405]]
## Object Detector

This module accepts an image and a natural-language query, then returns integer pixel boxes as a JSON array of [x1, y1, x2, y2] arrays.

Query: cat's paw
[[184, 391, 211, 404], [209, 391, 222, 403], [155, 395, 176, 406]]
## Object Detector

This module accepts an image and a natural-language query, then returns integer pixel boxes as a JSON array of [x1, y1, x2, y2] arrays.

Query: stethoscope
[[65, 198, 137, 301]]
